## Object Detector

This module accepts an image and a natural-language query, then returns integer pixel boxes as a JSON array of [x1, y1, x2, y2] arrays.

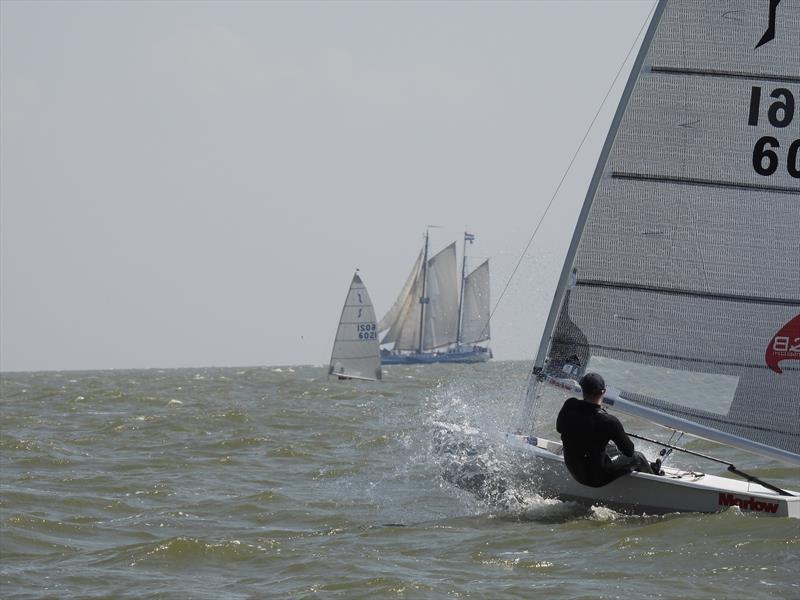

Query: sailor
[[556, 372, 661, 487]]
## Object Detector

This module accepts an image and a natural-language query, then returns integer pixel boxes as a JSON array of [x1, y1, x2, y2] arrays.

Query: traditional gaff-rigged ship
[[379, 231, 492, 365]]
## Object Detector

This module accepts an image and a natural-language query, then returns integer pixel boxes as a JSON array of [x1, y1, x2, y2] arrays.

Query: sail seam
[[573, 340, 800, 372], [612, 171, 800, 195], [577, 279, 800, 306], [650, 66, 800, 85]]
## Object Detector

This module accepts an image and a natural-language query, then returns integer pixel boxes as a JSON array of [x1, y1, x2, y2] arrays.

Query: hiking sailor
[[556, 372, 662, 487]]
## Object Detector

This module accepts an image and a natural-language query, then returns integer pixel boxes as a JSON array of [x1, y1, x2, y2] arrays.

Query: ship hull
[[381, 346, 492, 365]]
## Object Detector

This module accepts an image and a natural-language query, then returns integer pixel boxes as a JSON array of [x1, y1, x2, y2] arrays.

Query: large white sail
[[422, 243, 460, 350], [378, 250, 424, 351], [378, 249, 422, 336], [460, 260, 491, 345], [378, 240, 461, 352], [329, 273, 382, 380], [524, 0, 800, 463]]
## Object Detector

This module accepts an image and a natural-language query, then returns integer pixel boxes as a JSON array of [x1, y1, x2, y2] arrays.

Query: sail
[[329, 273, 382, 380], [379, 249, 425, 351], [460, 260, 491, 344], [378, 241, 460, 352], [383, 270, 423, 352], [378, 249, 423, 337], [423, 243, 460, 350], [527, 0, 800, 462]]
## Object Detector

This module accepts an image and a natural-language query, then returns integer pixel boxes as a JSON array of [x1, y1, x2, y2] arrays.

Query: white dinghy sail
[[509, 0, 799, 516], [329, 272, 382, 381]]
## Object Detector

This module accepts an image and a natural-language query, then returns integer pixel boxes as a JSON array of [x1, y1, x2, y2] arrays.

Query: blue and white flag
[[464, 232, 475, 243]]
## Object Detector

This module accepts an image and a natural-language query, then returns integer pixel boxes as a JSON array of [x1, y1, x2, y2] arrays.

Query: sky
[[1, 0, 656, 372]]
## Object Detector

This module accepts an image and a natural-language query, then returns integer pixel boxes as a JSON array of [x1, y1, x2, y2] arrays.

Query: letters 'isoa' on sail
[[534, 0, 799, 459]]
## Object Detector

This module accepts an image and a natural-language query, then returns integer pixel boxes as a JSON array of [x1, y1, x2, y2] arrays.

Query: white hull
[[507, 435, 800, 518]]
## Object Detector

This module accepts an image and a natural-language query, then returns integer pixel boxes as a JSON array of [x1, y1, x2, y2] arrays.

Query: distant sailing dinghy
[[505, 0, 799, 517], [379, 231, 492, 365], [329, 272, 382, 381]]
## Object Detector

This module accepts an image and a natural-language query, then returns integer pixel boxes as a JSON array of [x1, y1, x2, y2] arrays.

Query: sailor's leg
[[632, 451, 655, 474]]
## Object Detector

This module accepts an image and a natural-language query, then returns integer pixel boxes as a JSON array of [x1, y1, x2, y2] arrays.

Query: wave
[[92, 536, 276, 567]]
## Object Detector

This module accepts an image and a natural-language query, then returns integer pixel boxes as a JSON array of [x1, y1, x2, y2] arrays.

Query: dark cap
[[579, 372, 605, 396]]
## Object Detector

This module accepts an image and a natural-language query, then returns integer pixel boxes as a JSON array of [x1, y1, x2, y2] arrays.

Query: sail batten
[[649, 65, 800, 84], [612, 171, 800, 194], [583, 343, 799, 373], [525, 0, 800, 461], [576, 280, 800, 307]]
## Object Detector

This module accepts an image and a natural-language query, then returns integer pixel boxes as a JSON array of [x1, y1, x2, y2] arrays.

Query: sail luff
[[531, 0, 668, 377], [517, 1, 668, 433]]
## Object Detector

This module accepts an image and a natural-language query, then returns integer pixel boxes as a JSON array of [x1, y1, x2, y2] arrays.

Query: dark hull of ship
[[381, 346, 492, 365]]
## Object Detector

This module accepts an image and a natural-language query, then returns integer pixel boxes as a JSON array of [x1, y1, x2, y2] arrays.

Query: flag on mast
[[464, 232, 475, 243]]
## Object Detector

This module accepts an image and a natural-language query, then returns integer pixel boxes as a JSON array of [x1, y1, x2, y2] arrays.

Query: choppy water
[[2, 362, 798, 599]]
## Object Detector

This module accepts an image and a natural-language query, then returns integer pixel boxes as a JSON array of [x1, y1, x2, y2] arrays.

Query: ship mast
[[416, 229, 430, 354], [456, 231, 469, 346]]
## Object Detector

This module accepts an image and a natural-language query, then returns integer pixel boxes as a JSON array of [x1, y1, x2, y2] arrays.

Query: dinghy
[[328, 272, 382, 381], [508, 0, 799, 517]]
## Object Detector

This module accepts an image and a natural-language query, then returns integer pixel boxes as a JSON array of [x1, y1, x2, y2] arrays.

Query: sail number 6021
[[748, 87, 800, 178], [358, 322, 377, 340]]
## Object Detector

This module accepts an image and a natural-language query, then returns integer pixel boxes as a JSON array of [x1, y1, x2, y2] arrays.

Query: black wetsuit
[[556, 397, 652, 487]]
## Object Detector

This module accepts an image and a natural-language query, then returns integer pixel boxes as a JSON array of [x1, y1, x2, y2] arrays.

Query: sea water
[[2, 362, 798, 599]]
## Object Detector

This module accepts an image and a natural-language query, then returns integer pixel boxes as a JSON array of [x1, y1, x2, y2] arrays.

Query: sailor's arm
[[608, 416, 635, 457]]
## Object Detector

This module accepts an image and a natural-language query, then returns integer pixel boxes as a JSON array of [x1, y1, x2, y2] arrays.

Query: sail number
[[358, 323, 377, 340], [748, 87, 799, 178]]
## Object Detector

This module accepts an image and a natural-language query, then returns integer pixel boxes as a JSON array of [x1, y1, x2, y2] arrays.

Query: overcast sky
[[1, 0, 655, 372]]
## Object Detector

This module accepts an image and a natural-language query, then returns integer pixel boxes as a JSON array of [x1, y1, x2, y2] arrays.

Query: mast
[[515, 1, 667, 432], [416, 229, 431, 354], [531, 0, 668, 377], [456, 231, 470, 346]]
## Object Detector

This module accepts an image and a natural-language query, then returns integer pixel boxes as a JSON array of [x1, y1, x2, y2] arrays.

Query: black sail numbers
[[748, 86, 799, 179]]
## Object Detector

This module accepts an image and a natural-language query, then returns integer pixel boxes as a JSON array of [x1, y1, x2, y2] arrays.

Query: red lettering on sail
[[765, 314, 800, 374]]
